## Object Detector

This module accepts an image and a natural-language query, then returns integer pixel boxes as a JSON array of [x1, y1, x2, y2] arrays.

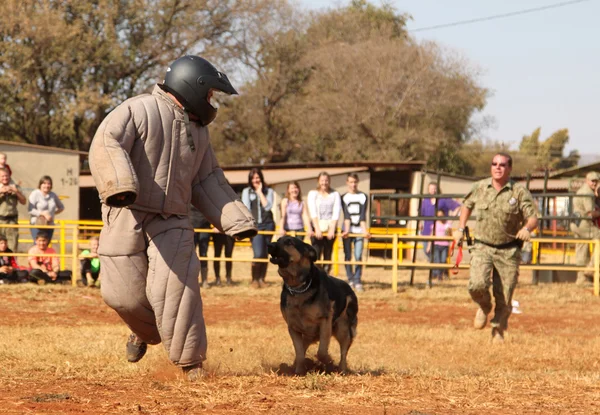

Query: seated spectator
[[212, 229, 235, 286], [80, 236, 100, 287], [27, 231, 71, 284], [28, 175, 64, 242], [427, 210, 452, 281], [0, 234, 22, 283]]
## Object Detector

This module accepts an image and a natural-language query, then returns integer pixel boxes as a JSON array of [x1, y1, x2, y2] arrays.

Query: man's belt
[[474, 239, 523, 249], [0, 215, 17, 220]]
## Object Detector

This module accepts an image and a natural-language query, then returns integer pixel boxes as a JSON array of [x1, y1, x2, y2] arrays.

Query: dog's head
[[267, 236, 317, 286]]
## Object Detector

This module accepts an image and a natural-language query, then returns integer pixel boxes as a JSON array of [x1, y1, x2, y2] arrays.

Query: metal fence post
[[392, 233, 398, 293], [59, 221, 66, 270], [332, 233, 339, 277], [594, 239, 600, 297], [71, 225, 79, 287]]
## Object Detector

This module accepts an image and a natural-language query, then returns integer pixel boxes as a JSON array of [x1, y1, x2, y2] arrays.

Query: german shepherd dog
[[267, 236, 358, 375]]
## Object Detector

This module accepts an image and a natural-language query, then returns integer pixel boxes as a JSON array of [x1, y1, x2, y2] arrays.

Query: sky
[[297, 0, 600, 158]]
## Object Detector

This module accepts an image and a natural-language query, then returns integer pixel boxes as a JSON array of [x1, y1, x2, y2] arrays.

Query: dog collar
[[285, 279, 312, 295]]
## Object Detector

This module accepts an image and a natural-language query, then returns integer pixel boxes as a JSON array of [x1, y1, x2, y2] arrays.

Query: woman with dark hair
[[278, 181, 312, 241], [241, 168, 275, 288], [307, 172, 342, 274], [28, 175, 64, 241]]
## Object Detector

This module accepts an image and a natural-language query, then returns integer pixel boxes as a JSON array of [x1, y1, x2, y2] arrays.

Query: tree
[[212, 1, 487, 165], [0, 0, 280, 150], [515, 127, 577, 172]]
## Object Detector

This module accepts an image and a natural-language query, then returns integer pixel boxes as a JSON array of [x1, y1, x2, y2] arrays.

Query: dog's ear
[[303, 243, 318, 263]]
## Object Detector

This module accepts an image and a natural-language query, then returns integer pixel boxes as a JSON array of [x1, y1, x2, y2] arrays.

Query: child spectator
[[27, 231, 71, 284], [427, 210, 452, 281], [0, 152, 12, 176], [0, 234, 20, 283], [80, 236, 100, 287]]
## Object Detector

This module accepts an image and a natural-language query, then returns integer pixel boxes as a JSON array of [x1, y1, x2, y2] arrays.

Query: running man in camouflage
[[570, 171, 600, 286], [453, 153, 538, 344]]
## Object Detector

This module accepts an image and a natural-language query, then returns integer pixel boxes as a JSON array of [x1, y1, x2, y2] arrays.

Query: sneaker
[[473, 308, 488, 330], [182, 363, 206, 381], [126, 333, 147, 363], [491, 327, 504, 344], [354, 283, 364, 293], [348, 281, 355, 289]]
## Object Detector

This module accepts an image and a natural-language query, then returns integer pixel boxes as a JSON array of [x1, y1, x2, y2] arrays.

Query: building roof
[[222, 161, 426, 171], [517, 178, 573, 192], [550, 161, 600, 178], [0, 140, 88, 155]]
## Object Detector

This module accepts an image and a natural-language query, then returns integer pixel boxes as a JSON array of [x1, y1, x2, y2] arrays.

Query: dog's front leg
[[316, 303, 334, 365], [288, 328, 307, 375]]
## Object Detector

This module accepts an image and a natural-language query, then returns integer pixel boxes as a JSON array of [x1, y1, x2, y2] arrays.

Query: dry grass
[[1, 266, 600, 414]]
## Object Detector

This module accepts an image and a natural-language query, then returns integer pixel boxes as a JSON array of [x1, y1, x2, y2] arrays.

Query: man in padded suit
[[89, 55, 257, 380]]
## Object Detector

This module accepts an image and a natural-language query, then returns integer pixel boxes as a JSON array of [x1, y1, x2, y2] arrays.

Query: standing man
[[341, 173, 370, 292], [453, 153, 538, 343], [89, 55, 257, 380], [0, 167, 26, 252], [570, 171, 600, 286]]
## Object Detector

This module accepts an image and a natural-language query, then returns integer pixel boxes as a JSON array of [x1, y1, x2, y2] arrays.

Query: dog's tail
[[345, 295, 358, 339]]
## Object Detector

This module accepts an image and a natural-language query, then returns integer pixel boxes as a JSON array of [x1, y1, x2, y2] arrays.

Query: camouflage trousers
[[573, 225, 600, 277], [0, 216, 19, 252], [468, 243, 520, 331]]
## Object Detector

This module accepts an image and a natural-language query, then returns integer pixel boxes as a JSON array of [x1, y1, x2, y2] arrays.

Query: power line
[[410, 0, 593, 33]]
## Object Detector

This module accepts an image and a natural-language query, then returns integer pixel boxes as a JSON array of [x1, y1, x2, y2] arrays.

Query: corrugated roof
[[0, 140, 88, 155], [516, 178, 573, 191]]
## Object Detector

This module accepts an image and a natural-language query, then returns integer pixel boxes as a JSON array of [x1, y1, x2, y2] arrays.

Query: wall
[[0, 143, 81, 224]]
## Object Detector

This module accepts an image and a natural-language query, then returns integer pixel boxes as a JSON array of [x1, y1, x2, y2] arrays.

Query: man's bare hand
[[515, 228, 531, 242]]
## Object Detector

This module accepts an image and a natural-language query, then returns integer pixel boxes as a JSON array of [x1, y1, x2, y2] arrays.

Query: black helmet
[[161, 55, 238, 126]]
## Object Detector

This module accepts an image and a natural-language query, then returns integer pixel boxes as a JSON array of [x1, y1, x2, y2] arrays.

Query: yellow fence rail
[[3, 222, 600, 296]]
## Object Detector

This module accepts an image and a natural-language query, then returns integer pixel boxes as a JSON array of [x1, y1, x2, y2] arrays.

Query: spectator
[[80, 236, 101, 287], [0, 167, 26, 252], [242, 168, 275, 288], [341, 173, 370, 292], [307, 172, 342, 275], [28, 175, 64, 242], [0, 152, 12, 176], [419, 182, 460, 258], [27, 231, 71, 284], [278, 181, 312, 241], [0, 234, 22, 283], [427, 209, 452, 281], [212, 229, 235, 286], [570, 171, 600, 286], [190, 205, 212, 289]]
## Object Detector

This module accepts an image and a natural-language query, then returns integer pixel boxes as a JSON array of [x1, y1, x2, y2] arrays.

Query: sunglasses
[[491, 162, 507, 167]]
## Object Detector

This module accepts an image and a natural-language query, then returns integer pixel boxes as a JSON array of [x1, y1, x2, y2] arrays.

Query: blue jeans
[[252, 222, 274, 259], [343, 236, 364, 284], [432, 244, 449, 278]]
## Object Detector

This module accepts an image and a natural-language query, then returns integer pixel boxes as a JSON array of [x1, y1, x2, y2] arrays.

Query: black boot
[[200, 267, 209, 289], [258, 262, 268, 287]]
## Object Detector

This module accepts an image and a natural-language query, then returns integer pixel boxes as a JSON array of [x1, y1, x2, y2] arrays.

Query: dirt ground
[[1, 267, 600, 414]]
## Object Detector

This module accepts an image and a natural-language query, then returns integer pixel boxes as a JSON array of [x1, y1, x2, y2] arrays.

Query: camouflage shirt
[[463, 178, 537, 246], [572, 183, 596, 229]]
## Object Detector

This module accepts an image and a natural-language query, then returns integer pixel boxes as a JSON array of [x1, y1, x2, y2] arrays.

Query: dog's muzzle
[[267, 242, 290, 268]]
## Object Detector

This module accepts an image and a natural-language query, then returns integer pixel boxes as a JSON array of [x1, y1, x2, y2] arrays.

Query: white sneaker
[[348, 281, 355, 289], [354, 283, 364, 292]]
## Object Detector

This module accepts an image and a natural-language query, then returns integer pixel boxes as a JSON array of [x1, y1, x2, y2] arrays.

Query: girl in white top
[[307, 172, 341, 274], [28, 175, 64, 242]]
